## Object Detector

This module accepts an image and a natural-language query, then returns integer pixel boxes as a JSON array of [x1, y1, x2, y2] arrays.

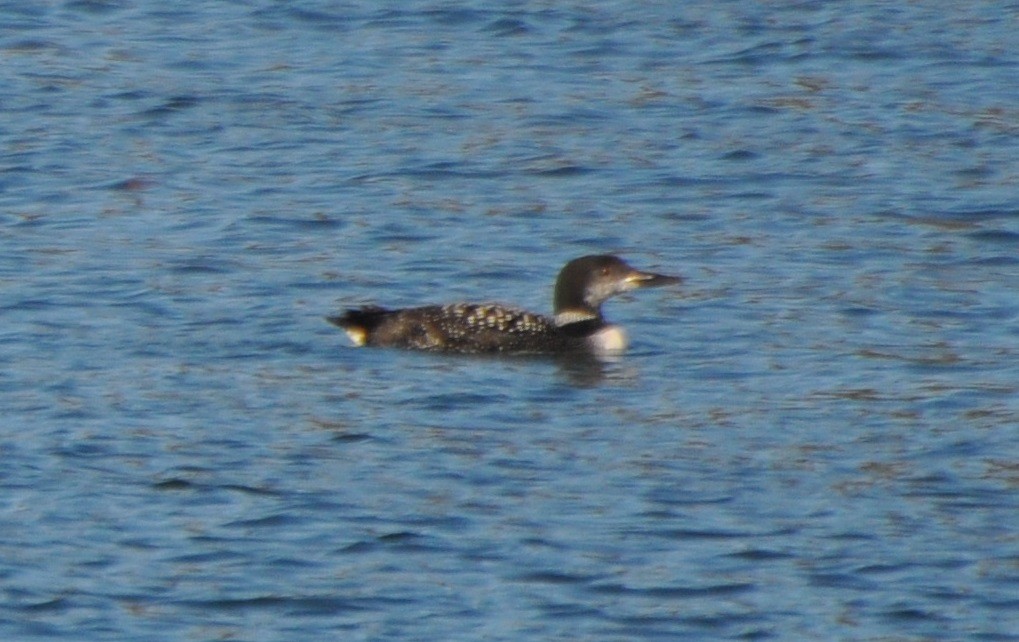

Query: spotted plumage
[[328, 255, 681, 355]]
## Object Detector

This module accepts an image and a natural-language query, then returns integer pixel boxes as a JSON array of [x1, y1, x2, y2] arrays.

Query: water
[[3, 1, 1018, 640]]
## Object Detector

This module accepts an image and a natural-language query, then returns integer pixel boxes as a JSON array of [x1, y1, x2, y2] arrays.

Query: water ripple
[[2, 2, 1017, 641]]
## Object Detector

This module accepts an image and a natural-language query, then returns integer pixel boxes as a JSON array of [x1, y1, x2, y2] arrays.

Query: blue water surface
[[2, 1, 1019, 640]]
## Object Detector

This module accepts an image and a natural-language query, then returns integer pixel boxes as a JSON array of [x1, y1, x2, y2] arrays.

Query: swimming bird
[[327, 255, 680, 355]]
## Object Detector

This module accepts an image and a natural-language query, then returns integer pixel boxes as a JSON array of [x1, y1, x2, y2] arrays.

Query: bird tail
[[326, 306, 390, 346]]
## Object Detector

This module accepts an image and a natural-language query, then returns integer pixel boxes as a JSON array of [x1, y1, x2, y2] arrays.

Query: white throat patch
[[554, 310, 598, 327]]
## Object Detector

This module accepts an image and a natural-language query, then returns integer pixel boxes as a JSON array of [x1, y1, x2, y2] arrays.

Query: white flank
[[344, 327, 367, 346]]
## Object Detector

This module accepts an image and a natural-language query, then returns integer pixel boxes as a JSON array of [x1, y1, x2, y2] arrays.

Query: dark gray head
[[552, 255, 681, 321]]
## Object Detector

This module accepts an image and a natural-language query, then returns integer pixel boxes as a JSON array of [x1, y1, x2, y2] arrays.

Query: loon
[[327, 255, 681, 355]]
